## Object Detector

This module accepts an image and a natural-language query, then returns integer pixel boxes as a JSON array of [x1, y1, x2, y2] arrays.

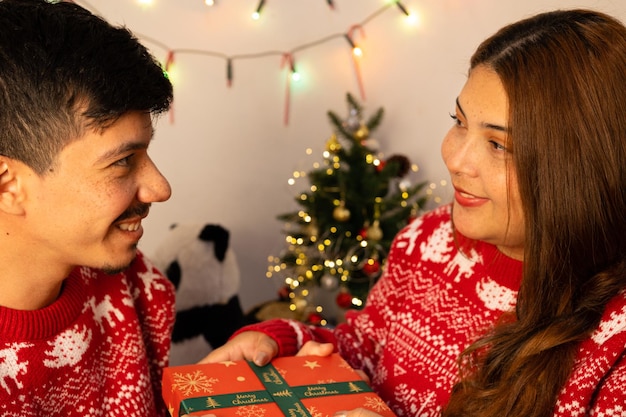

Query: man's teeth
[[118, 221, 140, 231]]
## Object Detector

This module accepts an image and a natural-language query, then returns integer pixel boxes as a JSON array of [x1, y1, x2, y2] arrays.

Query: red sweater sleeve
[[233, 318, 337, 356]]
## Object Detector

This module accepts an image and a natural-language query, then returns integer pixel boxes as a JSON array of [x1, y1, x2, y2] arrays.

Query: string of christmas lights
[[73, 0, 418, 125]]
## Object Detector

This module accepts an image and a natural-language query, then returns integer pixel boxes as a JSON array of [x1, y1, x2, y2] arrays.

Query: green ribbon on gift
[[178, 361, 372, 416]]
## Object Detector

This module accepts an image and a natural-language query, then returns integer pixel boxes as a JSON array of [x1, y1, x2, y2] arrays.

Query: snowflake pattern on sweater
[[248, 205, 626, 416], [0, 251, 175, 417]]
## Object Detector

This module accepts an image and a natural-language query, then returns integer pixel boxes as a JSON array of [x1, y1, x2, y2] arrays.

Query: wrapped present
[[162, 353, 396, 417]]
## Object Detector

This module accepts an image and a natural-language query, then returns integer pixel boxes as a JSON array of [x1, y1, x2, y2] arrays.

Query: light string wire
[[71, 1, 410, 124]]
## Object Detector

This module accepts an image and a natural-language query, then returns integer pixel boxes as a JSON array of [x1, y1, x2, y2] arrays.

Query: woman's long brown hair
[[443, 10, 626, 417]]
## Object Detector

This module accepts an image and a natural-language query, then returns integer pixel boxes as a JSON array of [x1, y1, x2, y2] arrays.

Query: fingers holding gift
[[198, 331, 279, 366]]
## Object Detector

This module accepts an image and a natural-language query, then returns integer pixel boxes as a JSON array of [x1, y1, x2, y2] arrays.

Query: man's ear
[[0, 157, 26, 215]]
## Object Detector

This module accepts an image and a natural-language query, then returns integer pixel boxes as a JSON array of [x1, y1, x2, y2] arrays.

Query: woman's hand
[[296, 340, 334, 357], [296, 340, 370, 384], [197, 331, 278, 366]]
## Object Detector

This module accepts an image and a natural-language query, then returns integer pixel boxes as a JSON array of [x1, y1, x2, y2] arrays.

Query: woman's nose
[[441, 129, 477, 177]]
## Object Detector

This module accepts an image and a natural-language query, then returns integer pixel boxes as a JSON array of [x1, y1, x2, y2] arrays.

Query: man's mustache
[[115, 203, 150, 223]]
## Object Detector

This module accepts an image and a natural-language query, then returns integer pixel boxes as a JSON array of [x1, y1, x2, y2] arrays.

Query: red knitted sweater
[[0, 251, 175, 417], [245, 205, 626, 416]]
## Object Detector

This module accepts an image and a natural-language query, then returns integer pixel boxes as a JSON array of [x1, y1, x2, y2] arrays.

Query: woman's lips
[[454, 188, 488, 207]]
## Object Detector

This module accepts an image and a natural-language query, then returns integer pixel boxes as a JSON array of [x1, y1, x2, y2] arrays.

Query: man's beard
[[100, 202, 150, 274], [100, 243, 139, 275]]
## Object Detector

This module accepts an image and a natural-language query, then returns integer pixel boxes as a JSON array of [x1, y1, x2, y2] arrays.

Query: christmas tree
[[267, 93, 428, 326]]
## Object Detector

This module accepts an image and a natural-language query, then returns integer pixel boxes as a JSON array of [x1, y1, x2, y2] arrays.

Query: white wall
[[81, 0, 626, 311]]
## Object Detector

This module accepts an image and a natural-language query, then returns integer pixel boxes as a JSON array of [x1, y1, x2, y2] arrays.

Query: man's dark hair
[[0, 0, 173, 174]]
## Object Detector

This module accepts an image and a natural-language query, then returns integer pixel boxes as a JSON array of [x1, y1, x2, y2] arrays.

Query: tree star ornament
[[354, 124, 369, 141], [344, 107, 361, 132]]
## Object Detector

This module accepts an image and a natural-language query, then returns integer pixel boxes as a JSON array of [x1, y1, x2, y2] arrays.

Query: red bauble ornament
[[362, 258, 381, 276], [336, 291, 353, 309], [278, 285, 290, 300], [376, 160, 386, 172], [359, 227, 368, 239], [307, 312, 323, 325]]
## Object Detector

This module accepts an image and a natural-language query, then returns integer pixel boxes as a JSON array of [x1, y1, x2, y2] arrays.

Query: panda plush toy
[[152, 223, 246, 366]]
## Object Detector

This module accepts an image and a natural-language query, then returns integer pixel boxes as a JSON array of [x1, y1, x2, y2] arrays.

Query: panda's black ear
[[165, 260, 182, 289], [199, 224, 230, 262]]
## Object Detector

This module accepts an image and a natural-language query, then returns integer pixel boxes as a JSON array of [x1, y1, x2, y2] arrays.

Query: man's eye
[[113, 155, 133, 167]]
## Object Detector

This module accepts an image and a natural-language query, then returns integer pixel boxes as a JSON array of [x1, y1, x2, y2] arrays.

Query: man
[[0, 0, 176, 415]]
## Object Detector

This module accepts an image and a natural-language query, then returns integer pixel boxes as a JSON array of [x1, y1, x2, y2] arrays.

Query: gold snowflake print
[[275, 366, 287, 378], [364, 396, 390, 412], [315, 379, 337, 384], [172, 370, 219, 396], [235, 404, 268, 417], [306, 406, 327, 417]]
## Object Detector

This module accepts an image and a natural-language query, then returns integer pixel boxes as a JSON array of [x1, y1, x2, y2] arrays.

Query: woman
[[204, 9, 626, 417], [443, 8, 626, 417]]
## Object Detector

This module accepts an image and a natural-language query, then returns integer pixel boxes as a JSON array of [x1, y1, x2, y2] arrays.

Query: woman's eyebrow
[[456, 97, 466, 118], [456, 97, 508, 132]]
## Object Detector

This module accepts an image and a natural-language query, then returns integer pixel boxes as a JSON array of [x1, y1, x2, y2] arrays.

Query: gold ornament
[[366, 220, 383, 241], [354, 125, 369, 140], [333, 203, 351, 222], [305, 223, 319, 238]]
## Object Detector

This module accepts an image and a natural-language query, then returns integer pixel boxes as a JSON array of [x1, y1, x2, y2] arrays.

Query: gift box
[[162, 353, 396, 417]]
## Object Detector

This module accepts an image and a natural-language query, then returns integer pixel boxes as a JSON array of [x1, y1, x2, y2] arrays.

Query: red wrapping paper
[[162, 353, 395, 417]]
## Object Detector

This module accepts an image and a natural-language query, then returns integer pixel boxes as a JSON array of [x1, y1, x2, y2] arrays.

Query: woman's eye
[[489, 140, 507, 152], [449, 113, 462, 126]]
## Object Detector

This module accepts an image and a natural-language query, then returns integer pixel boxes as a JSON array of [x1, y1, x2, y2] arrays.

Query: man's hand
[[198, 331, 278, 367]]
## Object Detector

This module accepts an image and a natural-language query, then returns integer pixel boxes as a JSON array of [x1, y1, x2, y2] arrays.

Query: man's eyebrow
[[455, 97, 508, 132], [95, 141, 148, 165]]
